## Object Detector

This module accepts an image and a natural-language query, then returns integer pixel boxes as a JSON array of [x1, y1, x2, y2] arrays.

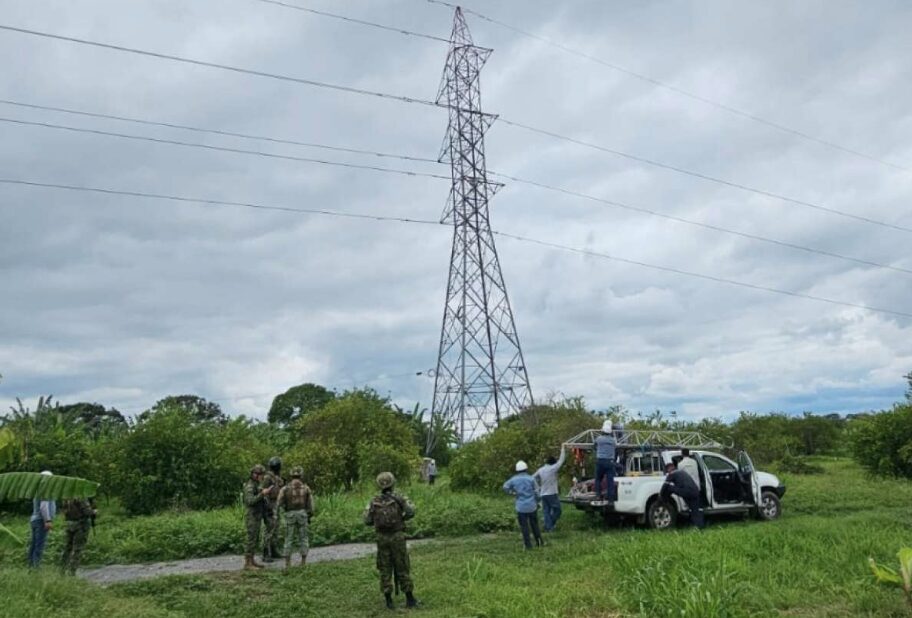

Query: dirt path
[[79, 539, 434, 586]]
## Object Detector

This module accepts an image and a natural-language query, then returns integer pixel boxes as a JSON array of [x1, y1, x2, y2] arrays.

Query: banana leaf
[[0, 427, 17, 468], [0, 471, 99, 502], [899, 548, 912, 590], [870, 557, 904, 585], [0, 521, 24, 546]]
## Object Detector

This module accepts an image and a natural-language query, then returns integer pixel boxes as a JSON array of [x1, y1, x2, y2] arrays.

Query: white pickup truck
[[561, 429, 786, 529]]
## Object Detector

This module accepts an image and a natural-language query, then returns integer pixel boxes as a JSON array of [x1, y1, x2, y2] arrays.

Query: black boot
[[384, 593, 394, 610], [261, 547, 274, 563], [405, 591, 420, 609]]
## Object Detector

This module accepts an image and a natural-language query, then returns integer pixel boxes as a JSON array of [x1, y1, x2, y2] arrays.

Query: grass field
[[2, 458, 911, 617]]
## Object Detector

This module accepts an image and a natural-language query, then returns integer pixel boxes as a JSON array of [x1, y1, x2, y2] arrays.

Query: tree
[[55, 402, 126, 435], [139, 395, 226, 424], [268, 383, 335, 426]]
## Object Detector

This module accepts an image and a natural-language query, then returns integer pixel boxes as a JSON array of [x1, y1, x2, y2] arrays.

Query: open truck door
[[737, 450, 761, 506]]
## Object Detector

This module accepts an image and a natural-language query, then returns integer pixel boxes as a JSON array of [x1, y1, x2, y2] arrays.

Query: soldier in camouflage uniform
[[243, 464, 270, 570], [260, 456, 284, 563], [363, 471, 420, 610], [60, 497, 95, 575], [275, 465, 314, 570]]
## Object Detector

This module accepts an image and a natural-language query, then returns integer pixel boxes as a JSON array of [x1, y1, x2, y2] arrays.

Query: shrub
[[850, 404, 912, 479], [774, 454, 824, 475], [450, 399, 599, 492], [290, 389, 419, 490]]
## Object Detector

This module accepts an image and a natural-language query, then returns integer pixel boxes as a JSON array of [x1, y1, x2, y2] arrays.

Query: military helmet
[[290, 466, 303, 478], [251, 464, 266, 476], [376, 471, 396, 489], [268, 456, 282, 470]]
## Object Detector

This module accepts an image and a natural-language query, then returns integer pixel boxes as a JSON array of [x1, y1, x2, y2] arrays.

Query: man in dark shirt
[[661, 461, 705, 529]]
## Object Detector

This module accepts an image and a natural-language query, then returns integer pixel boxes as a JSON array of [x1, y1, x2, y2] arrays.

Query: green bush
[[450, 399, 598, 492], [773, 454, 824, 475], [291, 389, 419, 490], [850, 404, 912, 479], [111, 408, 271, 515]]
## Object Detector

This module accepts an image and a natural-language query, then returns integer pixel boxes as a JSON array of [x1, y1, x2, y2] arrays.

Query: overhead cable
[[0, 99, 440, 164], [4, 176, 910, 320], [492, 231, 912, 320], [426, 0, 909, 173], [6, 98, 908, 275], [0, 177, 441, 225], [1, 23, 905, 232], [0, 116, 450, 180], [251, 0, 457, 45], [499, 118, 912, 235], [493, 172, 912, 276]]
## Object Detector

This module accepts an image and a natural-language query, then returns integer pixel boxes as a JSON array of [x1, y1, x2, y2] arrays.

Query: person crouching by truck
[[661, 460, 705, 529]]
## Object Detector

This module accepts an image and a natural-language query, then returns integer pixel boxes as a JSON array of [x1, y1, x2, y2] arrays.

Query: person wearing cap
[[502, 460, 543, 549], [27, 470, 56, 568], [593, 420, 617, 502]]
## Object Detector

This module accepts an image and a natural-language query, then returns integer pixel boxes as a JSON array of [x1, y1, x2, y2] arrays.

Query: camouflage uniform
[[276, 475, 314, 560], [243, 474, 266, 557], [363, 490, 415, 596], [261, 467, 284, 560], [60, 498, 94, 575]]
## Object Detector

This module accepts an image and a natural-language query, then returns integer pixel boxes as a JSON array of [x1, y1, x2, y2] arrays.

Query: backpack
[[371, 494, 404, 532]]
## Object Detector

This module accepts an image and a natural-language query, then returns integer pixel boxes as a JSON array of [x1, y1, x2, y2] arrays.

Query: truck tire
[[647, 498, 677, 530], [755, 490, 781, 521]]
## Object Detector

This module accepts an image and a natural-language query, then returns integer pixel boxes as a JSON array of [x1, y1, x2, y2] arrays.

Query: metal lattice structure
[[563, 429, 731, 451], [431, 8, 532, 444]]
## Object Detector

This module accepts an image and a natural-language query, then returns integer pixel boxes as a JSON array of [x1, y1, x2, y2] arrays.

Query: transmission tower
[[431, 7, 533, 444]]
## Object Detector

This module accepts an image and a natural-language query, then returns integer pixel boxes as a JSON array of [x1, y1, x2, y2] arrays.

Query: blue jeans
[[28, 519, 49, 567], [595, 459, 616, 501], [541, 494, 562, 531], [516, 511, 542, 549]]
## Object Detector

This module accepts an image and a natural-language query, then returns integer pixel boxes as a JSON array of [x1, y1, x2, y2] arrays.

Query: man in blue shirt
[[502, 460, 542, 549], [593, 420, 617, 502], [28, 470, 56, 568]]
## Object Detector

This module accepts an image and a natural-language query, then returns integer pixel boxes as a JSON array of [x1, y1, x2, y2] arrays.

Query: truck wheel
[[647, 498, 677, 530], [756, 491, 781, 521]]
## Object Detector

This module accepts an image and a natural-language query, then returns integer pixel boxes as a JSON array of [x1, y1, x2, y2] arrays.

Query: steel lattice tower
[[431, 7, 533, 443]]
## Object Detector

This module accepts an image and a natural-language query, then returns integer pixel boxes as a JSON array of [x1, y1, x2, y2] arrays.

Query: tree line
[[2, 373, 910, 515]]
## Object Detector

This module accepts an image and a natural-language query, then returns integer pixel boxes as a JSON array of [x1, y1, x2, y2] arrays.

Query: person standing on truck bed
[[534, 445, 567, 532], [593, 420, 617, 502], [661, 462, 705, 529]]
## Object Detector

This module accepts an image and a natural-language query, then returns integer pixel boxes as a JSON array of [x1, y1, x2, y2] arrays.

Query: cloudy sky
[[1, 0, 910, 421]]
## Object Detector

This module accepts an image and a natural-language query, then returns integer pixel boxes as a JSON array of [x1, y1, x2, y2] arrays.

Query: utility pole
[[430, 7, 533, 445]]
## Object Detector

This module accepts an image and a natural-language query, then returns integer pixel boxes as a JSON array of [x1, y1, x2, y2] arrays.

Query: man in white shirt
[[28, 470, 56, 568], [678, 449, 701, 491], [533, 446, 567, 532]]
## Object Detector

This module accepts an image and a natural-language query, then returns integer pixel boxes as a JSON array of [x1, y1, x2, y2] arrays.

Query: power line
[[0, 23, 468, 114], [251, 0, 457, 45], [0, 99, 440, 164], [0, 116, 450, 180], [492, 172, 912, 276], [2, 23, 904, 234], [6, 98, 908, 275], [492, 231, 912, 320], [426, 0, 909, 173], [499, 118, 912, 235], [0, 177, 441, 225], [3, 176, 909, 320]]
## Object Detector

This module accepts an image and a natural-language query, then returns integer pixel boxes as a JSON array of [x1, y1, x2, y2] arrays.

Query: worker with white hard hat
[[502, 459, 543, 549], [593, 420, 618, 502], [27, 470, 56, 568]]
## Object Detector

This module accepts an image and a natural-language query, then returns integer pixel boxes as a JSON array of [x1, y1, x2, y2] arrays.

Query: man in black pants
[[661, 461, 705, 529]]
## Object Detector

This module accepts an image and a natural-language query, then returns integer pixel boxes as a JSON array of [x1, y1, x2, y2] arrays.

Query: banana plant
[[869, 548, 912, 610], [0, 472, 100, 546]]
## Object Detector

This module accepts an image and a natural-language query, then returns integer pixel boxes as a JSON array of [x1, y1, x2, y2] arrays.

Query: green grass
[[1, 476, 545, 565], [4, 459, 912, 617]]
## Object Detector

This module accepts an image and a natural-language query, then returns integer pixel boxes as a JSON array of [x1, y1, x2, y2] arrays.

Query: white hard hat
[[40, 470, 53, 476], [601, 420, 613, 433], [515, 460, 528, 472]]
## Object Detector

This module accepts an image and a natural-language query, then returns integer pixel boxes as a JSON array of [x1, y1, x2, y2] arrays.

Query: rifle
[[393, 561, 400, 597], [88, 497, 97, 536]]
